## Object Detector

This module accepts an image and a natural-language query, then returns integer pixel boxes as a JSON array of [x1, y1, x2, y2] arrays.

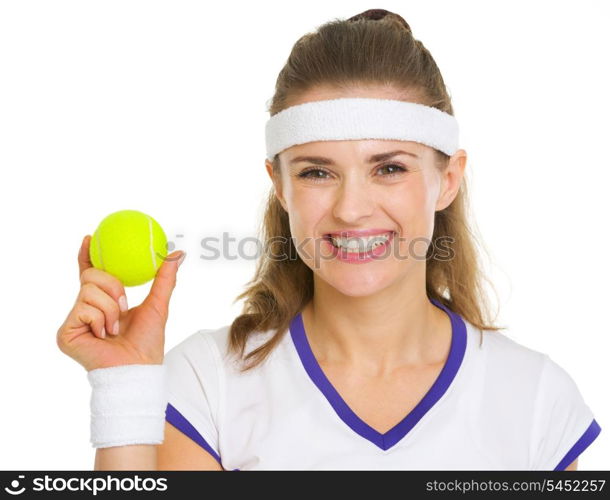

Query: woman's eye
[[378, 163, 407, 176], [297, 163, 407, 182], [298, 168, 330, 180]]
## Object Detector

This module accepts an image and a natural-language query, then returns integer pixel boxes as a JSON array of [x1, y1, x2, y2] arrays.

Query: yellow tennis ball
[[89, 209, 168, 287]]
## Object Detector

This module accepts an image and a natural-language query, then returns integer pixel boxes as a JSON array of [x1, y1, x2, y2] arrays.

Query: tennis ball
[[89, 209, 168, 287]]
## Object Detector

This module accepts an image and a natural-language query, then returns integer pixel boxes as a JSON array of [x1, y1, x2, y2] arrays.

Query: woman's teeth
[[328, 232, 392, 252]]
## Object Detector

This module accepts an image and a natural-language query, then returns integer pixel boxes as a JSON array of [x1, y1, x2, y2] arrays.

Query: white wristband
[[87, 364, 168, 449]]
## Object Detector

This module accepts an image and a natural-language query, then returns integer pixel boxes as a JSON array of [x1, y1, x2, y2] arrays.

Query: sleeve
[[163, 329, 223, 465], [530, 354, 602, 470]]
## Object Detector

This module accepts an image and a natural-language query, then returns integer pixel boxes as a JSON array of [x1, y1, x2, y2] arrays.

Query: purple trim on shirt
[[289, 296, 467, 451], [554, 418, 602, 471], [165, 402, 222, 465]]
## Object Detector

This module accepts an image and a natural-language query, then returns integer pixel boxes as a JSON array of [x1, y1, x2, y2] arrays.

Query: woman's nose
[[331, 180, 376, 223]]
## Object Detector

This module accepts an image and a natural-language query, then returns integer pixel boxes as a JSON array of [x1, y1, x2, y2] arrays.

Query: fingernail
[[112, 320, 119, 336], [178, 252, 187, 268], [119, 295, 128, 312], [101, 327, 106, 339]]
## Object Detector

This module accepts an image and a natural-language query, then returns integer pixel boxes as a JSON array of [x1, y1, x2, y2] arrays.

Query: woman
[[57, 9, 601, 470]]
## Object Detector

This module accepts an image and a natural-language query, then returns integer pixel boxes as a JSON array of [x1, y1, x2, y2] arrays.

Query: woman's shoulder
[[466, 319, 549, 372], [165, 322, 281, 371], [466, 320, 591, 404]]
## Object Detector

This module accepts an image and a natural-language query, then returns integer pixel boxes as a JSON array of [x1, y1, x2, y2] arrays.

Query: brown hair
[[228, 9, 506, 371]]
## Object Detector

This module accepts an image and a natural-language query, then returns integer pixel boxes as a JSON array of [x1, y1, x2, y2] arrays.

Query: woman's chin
[[322, 273, 392, 297]]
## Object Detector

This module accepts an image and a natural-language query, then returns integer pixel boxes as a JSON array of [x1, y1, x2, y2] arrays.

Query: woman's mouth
[[322, 231, 396, 263], [324, 231, 394, 252]]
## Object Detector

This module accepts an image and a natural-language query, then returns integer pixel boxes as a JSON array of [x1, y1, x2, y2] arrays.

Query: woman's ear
[[436, 149, 467, 211], [265, 159, 274, 181], [265, 159, 288, 211]]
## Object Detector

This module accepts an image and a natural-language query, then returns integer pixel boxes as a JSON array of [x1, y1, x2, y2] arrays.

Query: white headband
[[264, 97, 459, 161]]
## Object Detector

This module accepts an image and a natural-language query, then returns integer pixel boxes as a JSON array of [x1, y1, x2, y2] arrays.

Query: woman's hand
[[56, 235, 185, 371]]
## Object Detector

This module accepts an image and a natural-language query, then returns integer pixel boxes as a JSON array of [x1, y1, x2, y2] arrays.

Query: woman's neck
[[301, 280, 451, 376]]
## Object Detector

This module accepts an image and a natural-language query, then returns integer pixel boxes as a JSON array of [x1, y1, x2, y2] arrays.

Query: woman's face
[[265, 86, 467, 297]]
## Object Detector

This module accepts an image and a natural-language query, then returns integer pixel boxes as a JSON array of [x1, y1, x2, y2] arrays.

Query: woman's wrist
[[87, 364, 168, 448]]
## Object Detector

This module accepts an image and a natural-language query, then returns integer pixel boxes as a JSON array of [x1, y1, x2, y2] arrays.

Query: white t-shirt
[[163, 298, 601, 470]]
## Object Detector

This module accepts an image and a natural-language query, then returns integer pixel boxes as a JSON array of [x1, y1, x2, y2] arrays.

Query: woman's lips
[[323, 230, 396, 244], [324, 229, 396, 238], [322, 231, 395, 263]]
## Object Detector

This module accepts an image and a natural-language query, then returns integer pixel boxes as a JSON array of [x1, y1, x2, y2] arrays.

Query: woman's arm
[[94, 445, 156, 470], [156, 422, 223, 470], [93, 422, 224, 470]]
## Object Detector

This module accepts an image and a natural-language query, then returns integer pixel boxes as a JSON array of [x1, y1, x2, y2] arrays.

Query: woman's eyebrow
[[289, 149, 420, 165]]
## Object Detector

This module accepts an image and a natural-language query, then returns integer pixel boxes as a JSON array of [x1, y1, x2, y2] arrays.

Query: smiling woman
[[158, 8, 602, 470]]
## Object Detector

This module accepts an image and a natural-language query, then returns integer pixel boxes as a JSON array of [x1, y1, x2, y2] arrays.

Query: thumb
[[78, 235, 93, 279], [144, 250, 186, 318]]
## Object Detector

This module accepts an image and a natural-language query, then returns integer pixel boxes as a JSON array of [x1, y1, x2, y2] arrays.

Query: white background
[[0, 0, 608, 470]]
